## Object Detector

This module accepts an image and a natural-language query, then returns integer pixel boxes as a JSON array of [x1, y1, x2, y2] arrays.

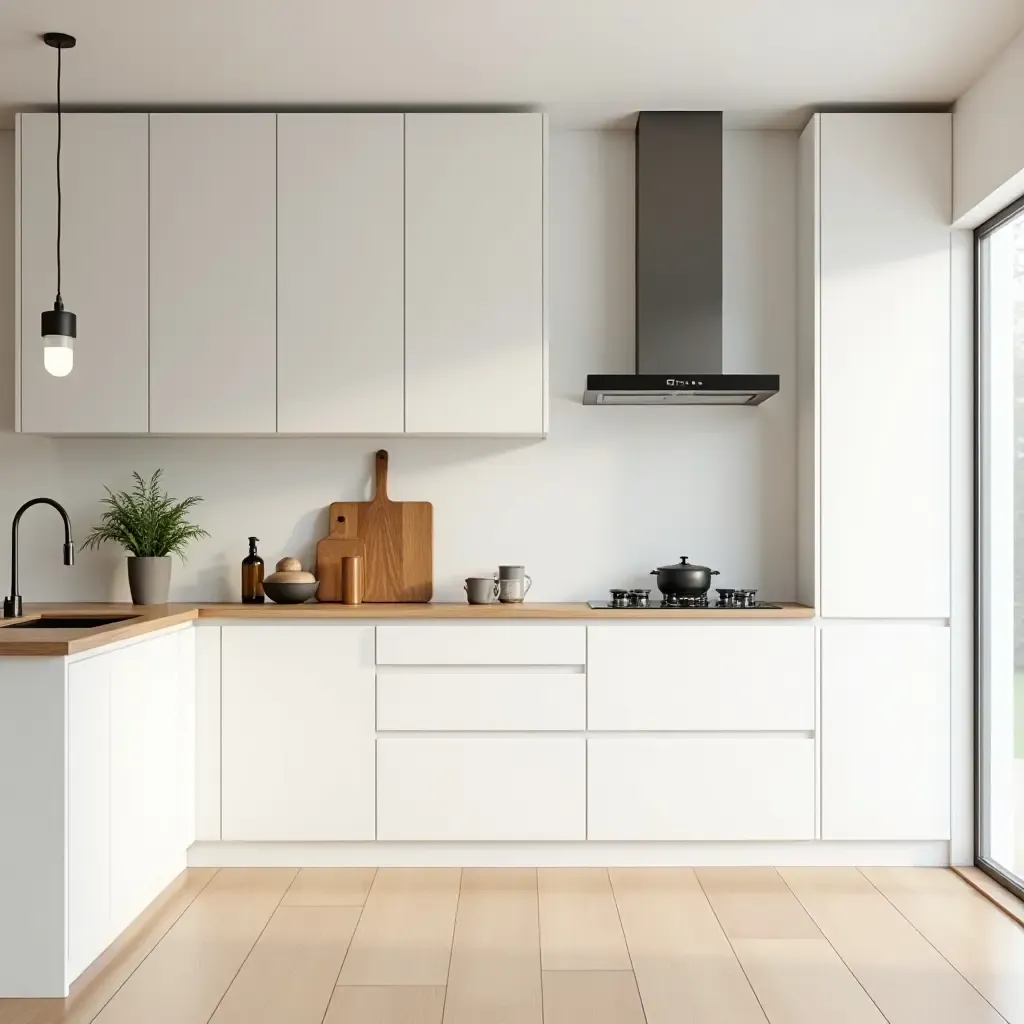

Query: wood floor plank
[[209, 906, 360, 1024], [337, 868, 460, 986], [0, 869, 216, 1024], [610, 868, 767, 1024], [863, 867, 1024, 1023], [202, 868, 298, 896], [443, 869, 542, 1024], [323, 986, 446, 1024], [782, 868, 1006, 1024], [955, 866, 1024, 927], [88, 869, 296, 1024], [696, 868, 821, 939], [732, 938, 887, 1024], [537, 868, 631, 971], [542, 971, 646, 1024], [280, 868, 377, 907]]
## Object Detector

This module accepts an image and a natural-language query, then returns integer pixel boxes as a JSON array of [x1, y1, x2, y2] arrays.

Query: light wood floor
[[3, 866, 1024, 1024]]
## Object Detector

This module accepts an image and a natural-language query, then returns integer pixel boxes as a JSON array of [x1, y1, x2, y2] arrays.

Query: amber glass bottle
[[241, 536, 265, 603]]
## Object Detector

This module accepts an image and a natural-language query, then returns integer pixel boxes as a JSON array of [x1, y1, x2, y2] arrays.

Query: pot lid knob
[[680, 556, 689, 563]]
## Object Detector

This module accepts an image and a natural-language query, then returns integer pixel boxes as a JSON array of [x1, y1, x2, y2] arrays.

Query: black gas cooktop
[[588, 588, 781, 610]]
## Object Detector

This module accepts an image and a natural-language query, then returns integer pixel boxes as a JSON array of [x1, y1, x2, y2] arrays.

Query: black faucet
[[4, 498, 74, 619]]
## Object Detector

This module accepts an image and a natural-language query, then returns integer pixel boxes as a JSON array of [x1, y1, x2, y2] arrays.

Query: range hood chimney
[[583, 112, 779, 406]]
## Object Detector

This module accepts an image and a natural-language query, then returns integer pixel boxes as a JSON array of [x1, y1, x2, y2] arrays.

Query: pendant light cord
[[55, 45, 63, 306]]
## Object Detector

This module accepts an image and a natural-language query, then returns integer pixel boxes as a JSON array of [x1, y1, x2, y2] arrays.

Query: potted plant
[[82, 470, 209, 605]]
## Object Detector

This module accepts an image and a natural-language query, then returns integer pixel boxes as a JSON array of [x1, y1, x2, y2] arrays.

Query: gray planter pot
[[127, 556, 172, 605]]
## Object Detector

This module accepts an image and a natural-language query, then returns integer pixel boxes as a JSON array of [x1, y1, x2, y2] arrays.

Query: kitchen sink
[[0, 616, 141, 629]]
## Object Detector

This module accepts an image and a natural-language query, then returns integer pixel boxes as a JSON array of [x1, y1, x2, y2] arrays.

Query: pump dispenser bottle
[[241, 536, 265, 603]]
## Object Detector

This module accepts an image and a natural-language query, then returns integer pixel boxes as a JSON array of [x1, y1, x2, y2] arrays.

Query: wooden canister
[[341, 554, 363, 605]]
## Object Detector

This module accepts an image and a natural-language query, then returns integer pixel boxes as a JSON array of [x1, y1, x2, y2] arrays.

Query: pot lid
[[655, 555, 713, 573]]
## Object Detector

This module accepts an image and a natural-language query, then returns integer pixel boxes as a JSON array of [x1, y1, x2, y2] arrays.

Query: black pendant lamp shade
[[41, 32, 77, 378], [41, 300, 77, 339]]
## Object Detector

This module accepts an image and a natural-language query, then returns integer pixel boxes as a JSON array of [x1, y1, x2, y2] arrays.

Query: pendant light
[[41, 32, 77, 378]]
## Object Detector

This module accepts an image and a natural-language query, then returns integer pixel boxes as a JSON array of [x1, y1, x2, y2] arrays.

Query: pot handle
[[650, 570, 658, 575], [712, 570, 720, 575]]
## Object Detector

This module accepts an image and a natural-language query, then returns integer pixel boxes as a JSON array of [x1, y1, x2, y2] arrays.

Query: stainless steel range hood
[[583, 112, 779, 407]]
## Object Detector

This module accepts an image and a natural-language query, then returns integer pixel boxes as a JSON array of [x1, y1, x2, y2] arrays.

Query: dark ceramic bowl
[[262, 580, 320, 604]]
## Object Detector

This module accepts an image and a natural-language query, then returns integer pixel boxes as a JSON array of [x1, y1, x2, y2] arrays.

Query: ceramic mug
[[465, 577, 498, 604], [496, 565, 532, 603]]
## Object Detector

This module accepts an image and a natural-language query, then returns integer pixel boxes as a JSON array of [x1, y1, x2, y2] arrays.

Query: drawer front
[[376, 624, 585, 666], [588, 624, 814, 731], [587, 736, 815, 841], [377, 736, 585, 840], [377, 671, 585, 731]]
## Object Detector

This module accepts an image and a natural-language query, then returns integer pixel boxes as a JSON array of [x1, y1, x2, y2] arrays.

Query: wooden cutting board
[[328, 450, 433, 603], [315, 510, 366, 603]]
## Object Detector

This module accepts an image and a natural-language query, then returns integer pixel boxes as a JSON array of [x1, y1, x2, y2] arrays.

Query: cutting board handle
[[373, 449, 389, 502]]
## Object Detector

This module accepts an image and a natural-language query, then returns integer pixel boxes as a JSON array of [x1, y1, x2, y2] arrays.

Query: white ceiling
[[0, 0, 1021, 130]]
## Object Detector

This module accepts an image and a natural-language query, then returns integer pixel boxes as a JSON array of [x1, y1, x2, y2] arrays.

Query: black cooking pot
[[650, 556, 720, 597]]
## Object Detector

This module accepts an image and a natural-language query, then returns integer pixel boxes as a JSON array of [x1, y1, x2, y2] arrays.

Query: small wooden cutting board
[[315, 510, 366, 603], [328, 450, 433, 603]]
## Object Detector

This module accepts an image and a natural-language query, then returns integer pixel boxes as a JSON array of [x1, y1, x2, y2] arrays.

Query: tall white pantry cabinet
[[799, 113, 954, 843], [14, 112, 548, 437]]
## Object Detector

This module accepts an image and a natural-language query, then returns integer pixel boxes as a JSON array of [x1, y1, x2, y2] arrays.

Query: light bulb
[[43, 336, 74, 377]]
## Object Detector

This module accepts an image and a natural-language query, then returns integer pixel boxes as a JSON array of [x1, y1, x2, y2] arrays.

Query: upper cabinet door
[[19, 114, 149, 433], [277, 114, 404, 433], [404, 113, 546, 435], [149, 114, 276, 433], [818, 113, 951, 618]]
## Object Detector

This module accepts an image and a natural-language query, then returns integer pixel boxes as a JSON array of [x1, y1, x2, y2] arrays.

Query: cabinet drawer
[[376, 625, 585, 666], [588, 624, 814, 730], [587, 737, 815, 840], [377, 737, 585, 840], [377, 672, 584, 731]]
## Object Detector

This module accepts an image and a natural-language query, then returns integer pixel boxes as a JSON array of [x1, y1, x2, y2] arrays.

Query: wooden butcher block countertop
[[0, 601, 814, 656]]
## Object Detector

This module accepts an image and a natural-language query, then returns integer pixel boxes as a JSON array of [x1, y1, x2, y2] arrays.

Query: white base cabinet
[[587, 624, 814, 731], [588, 736, 816, 841], [66, 655, 112, 982], [0, 627, 194, 997], [377, 736, 585, 840], [109, 632, 190, 935], [221, 625, 376, 841], [821, 624, 951, 841]]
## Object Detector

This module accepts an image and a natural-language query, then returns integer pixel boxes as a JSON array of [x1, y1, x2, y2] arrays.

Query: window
[[977, 195, 1024, 896]]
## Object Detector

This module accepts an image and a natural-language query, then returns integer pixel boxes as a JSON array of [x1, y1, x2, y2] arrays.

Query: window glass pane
[[978, 206, 1024, 892]]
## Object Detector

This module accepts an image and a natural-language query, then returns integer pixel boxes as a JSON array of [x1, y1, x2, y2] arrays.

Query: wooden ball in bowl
[[266, 570, 317, 583]]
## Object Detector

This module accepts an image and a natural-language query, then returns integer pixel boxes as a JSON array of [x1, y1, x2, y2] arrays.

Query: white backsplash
[[0, 128, 798, 604]]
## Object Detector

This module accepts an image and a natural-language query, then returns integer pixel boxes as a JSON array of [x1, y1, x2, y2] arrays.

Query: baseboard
[[187, 840, 950, 868]]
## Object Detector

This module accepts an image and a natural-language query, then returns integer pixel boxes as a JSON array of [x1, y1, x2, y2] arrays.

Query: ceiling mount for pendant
[[40, 31, 77, 377], [42, 32, 77, 49]]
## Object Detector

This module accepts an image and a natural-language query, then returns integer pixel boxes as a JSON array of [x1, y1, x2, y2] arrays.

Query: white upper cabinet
[[277, 114, 405, 433], [149, 114, 277, 433], [15, 111, 547, 436], [19, 114, 149, 433], [809, 113, 951, 618], [404, 113, 546, 435]]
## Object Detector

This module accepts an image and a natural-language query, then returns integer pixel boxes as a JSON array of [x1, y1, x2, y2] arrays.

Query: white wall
[[954, 27, 1024, 226], [0, 127, 797, 604]]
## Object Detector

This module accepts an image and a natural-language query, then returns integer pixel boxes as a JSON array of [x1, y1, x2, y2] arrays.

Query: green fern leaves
[[81, 470, 210, 560]]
